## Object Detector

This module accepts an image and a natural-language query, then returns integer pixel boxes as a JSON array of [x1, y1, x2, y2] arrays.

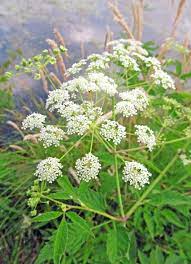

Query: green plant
[[5, 38, 191, 264]]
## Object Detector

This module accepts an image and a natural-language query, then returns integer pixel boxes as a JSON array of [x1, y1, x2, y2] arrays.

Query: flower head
[[46, 89, 70, 112], [35, 157, 63, 183], [122, 161, 152, 189], [117, 88, 149, 117], [22, 113, 46, 130], [75, 153, 101, 182], [66, 115, 91, 135], [151, 69, 175, 90], [39, 125, 65, 148], [100, 120, 126, 145], [135, 125, 156, 151]]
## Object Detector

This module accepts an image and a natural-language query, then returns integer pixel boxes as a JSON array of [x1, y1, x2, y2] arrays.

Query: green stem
[[89, 127, 95, 153], [125, 153, 178, 218], [114, 146, 125, 217], [42, 195, 121, 222], [60, 133, 88, 160]]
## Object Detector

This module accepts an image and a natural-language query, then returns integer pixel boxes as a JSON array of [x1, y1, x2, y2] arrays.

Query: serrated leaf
[[33, 211, 62, 222], [66, 223, 89, 254], [144, 211, 155, 239], [150, 247, 164, 264], [138, 251, 149, 264], [35, 242, 53, 264], [100, 172, 116, 195], [149, 191, 191, 207], [78, 182, 106, 211], [107, 228, 118, 263], [66, 212, 93, 237], [48, 192, 71, 200], [128, 231, 137, 264], [165, 254, 185, 264], [57, 176, 77, 199], [162, 209, 185, 228], [54, 220, 68, 264], [173, 231, 191, 258]]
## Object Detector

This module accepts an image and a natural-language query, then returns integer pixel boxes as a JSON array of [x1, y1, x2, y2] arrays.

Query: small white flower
[[81, 101, 103, 121], [144, 57, 161, 70], [86, 53, 111, 72], [22, 113, 46, 130], [67, 59, 87, 75], [151, 69, 175, 90], [39, 125, 65, 148], [62, 76, 91, 93], [100, 120, 126, 145], [46, 89, 70, 112], [112, 44, 140, 71], [35, 157, 63, 183], [135, 125, 156, 151], [88, 72, 118, 96], [116, 100, 138, 117], [66, 114, 91, 135], [58, 101, 82, 120], [122, 161, 152, 189], [75, 153, 101, 182], [117, 88, 148, 117]]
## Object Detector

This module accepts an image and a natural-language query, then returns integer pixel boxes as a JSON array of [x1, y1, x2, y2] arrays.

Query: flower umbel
[[39, 125, 65, 148], [22, 113, 46, 130], [135, 125, 156, 151], [122, 161, 152, 189], [100, 120, 126, 145], [35, 157, 63, 183], [75, 153, 101, 182]]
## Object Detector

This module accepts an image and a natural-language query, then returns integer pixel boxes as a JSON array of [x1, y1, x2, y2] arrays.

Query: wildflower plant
[[18, 38, 191, 262]]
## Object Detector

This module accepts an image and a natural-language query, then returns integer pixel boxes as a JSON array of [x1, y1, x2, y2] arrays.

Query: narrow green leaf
[[66, 212, 93, 237], [144, 211, 155, 239], [78, 182, 106, 211], [165, 254, 185, 264], [128, 231, 137, 263], [150, 247, 164, 264], [149, 191, 191, 207], [54, 220, 68, 264], [48, 192, 71, 200], [138, 251, 149, 264], [33, 211, 62, 222], [35, 243, 53, 264], [57, 177, 76, 199], [162, 209, 185, 228], [107, 228, 118, 263]]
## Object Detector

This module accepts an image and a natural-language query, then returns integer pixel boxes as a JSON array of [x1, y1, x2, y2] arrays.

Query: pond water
[[0, 0, 191, 98]]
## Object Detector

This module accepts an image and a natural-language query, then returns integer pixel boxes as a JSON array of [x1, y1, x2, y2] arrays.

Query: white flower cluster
[[135, 125, 156, 151], [39, 125, 65, 148], [75, 153, 101, 182], [35, 157, 63, 183], [62, 76, 90, 93], [62, 73, 117, 96], [112, 44, 140, 71], [46, 89, 70, 112], [66, 114, 91, 135], [122, 161, 152, 189], [108, 38, 148, 57], [88, 72, 118, 96], [116, 88, 149, 117], [100, 120, 126, 145], [151, 69, 175, 90], [66, 59, 87, 75], [22, 113, 46, 130], [86, 53, 111, 72]]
